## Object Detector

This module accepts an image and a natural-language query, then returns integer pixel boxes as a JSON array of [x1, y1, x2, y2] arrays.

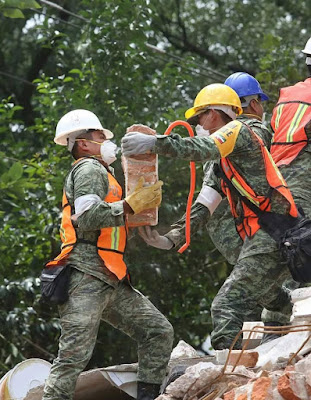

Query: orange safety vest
[[220, 126, 298, 240], [46, 159, 128, 280], [271, 78, 311, 167]]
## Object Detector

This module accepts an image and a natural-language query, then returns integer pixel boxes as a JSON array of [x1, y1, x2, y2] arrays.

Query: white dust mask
[[195, 125, 211, 137], [100, 140, 117, 165]]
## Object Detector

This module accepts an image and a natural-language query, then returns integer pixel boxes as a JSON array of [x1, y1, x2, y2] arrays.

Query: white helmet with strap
[[55, 109, 114, 151]]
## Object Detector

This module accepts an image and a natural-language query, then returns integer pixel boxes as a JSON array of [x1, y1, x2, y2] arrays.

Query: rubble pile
[[4, 289, 311, 400], [157, 288, 311, 400]]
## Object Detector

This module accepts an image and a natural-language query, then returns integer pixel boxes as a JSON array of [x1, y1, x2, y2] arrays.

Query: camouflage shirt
[[62, 157, 126, 287], [156, 117, 289, 259], [165, 116, 273, 264]]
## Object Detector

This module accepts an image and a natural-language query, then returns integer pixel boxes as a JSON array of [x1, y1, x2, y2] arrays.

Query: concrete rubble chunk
[[165, 362, 223, 398], [242, 321, 264, 349], [216, 349, 259, 368], [294, 353, 311, 387], [255, 330, 311, 368], [170, 340, 198, 360], [291, 297, 311, 322], [291, 287, 311, 304], [277, 372, 308, 400], [162, 362, 255, 400]]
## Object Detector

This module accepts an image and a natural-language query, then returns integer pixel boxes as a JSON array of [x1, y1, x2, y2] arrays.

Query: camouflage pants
[[42, 268, 174, 400], [211, 251, 292, 350]]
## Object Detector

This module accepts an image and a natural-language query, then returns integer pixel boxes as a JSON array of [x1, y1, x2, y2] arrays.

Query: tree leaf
[[2, 7, 24, 18], [8, 162, 23, 181]]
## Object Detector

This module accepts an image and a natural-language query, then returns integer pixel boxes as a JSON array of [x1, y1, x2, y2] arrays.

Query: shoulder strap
[[215, 163, 297, 241], [214, 163, 263, 216]]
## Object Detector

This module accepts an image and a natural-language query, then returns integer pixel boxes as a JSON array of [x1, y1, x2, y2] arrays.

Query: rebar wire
[[186, 324, 311, 400]]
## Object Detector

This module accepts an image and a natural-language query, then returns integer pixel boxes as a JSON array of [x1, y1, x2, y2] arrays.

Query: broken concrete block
[[215, 349, 229, 364], [215, 349, 258, 368], [170, 340, 198, 360], [165, 362, 222, 399], [242, 321, 264, 340], [277, 371, 309, 400], [242, 321, 264, 349], [224, 374, 281, 400], [256, 330, 311, 368], [291, 287, 311, 304], [228, 350, 258, 368], [295, 353, 311, 387], [291, 297, 311, 322], [122, 124, 158, 227], [251, 377, 273, 400]]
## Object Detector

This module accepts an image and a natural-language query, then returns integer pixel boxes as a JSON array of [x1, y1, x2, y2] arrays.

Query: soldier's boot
[[260, 321, 284, 345], [137, 381, 161, 400]]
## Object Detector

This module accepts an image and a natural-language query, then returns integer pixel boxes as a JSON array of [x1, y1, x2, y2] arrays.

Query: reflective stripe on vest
[[46, 159, 127, 280], [271, 78, 311, 166], [221, 125, 298, 240]]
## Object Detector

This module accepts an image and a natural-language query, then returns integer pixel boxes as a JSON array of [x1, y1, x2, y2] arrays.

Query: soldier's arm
[[154, 121, 244, 161], [165, 163, 223, 249], [165, 202, 211, 249], [72, 160, 125, 231]]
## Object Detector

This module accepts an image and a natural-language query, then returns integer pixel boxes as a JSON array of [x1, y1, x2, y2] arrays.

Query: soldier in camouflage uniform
[[42, 110, 174, 400], [270, 37, 311, 219], [139, 73, 293, 337], [122, 84, 297, 350], [258, 41, 311, 323]]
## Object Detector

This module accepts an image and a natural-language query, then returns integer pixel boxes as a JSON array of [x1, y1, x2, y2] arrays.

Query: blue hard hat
[[224, 72, 269, 102]]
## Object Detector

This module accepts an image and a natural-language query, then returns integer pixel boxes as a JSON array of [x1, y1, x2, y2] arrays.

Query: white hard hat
[[302, 37, 311, 55], [55, 109, 114, 150]]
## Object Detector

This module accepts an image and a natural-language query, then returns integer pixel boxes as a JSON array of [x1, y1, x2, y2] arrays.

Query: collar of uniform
[[237, 114, 262, 122], [71, 156, 115, 176]]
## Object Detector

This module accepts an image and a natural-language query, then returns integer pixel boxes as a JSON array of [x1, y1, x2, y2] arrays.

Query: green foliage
[[0, 0, 40, 18], [0, 0, 310, 376]]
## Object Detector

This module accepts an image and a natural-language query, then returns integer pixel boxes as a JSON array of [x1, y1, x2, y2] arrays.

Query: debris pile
[[3, 289, 311, 400], [157, 287, 311, 400]]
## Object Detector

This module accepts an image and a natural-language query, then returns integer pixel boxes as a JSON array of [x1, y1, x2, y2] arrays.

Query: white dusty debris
[[157, 287, 311, 400], [4, 290, 311, 400], [291, 287, 311, 325], [170, 340, 199, 360]]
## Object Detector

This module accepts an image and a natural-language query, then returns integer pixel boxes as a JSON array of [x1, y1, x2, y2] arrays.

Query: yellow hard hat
[[185, 83, 243, 122]]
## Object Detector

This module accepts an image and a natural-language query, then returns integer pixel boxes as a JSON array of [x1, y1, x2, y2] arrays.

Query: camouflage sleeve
[[155, 121, 249, 161], [164, 201, 210, 249], [165, 161, 223, 248], [72, 160, 125, 230], [202, 162, 223, 195], [154, 133, 220, 161]]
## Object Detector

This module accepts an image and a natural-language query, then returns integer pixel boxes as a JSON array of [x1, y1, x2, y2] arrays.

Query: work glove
[[121, 132, 157, 157], [138, 226, 174, 250], [125, 177, 163, 214]]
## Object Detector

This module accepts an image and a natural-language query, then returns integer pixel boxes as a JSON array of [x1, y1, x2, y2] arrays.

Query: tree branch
[[17, 2, 73, 125]]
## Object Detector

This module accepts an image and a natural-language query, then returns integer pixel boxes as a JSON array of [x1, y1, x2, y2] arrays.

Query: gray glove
[[138, 226, 173, 250], [121, 132, 157, 157]]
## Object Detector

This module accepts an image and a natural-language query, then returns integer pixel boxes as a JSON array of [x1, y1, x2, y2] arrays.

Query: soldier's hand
[[121, 132, 156, 157], [124, 177, 163, 214], [138, 226, 173, 250]]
